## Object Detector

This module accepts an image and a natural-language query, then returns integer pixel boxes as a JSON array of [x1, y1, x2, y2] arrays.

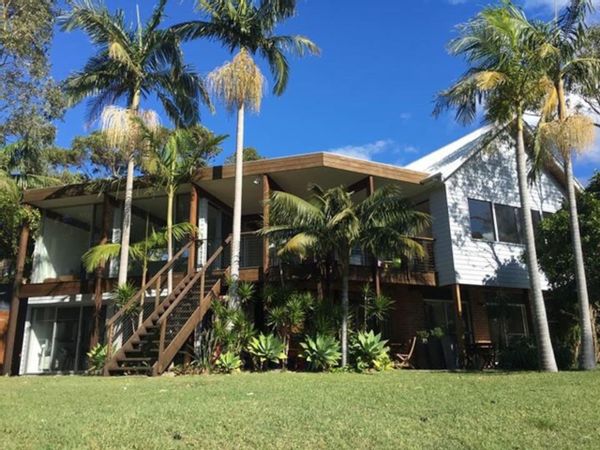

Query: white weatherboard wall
[[441, 142, 564, 289]]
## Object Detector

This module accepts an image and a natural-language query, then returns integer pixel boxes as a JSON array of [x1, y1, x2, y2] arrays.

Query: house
[[1, 127, 568, 375]]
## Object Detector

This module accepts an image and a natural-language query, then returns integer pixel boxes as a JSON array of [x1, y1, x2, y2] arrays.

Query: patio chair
[[394, 337, 417, 369]]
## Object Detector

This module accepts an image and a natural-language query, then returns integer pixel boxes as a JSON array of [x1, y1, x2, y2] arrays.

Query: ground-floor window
[[23, 305, 95, 374], [423, 299, 471, 338], [487, 302, 528, 348]]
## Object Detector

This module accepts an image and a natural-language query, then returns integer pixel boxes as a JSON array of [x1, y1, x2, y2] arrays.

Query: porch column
[[188, 184, 199, 273], [452, 283, 466, 368], [91, 195, 112, 348], [3, 222, 30, 375], [262, 174, 270, 277], [366, 176, 381, 296]]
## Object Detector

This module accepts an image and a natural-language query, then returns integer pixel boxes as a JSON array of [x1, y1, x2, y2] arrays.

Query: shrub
[[300, 334, 341, 371], [247, 333, 286, 371], [215, 351, 242, 374], [351, 330, 392, 372], [497, 337, 538, 370], [87, 344, 109, 374]]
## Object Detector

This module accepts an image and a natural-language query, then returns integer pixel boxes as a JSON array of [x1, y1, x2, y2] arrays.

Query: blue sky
[[51, 0, 599, 183]]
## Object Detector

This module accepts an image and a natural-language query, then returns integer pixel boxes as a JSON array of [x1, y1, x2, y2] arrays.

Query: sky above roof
[[51, 0, 600, 184]]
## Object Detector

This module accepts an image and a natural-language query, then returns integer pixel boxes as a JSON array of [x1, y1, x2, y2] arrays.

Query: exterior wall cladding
[[432, 141, 565, 289]]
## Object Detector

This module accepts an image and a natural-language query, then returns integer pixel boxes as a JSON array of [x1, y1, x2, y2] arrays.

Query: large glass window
[[468, 199, 495, 241], [487, 302, 528, 347], [423, 299, 471, 337], [494, 204, 522, 244]]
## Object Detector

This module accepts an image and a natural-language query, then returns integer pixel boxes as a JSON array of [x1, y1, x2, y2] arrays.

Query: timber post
[[3, 223, 30, 375], [452, 283, 466, 368]]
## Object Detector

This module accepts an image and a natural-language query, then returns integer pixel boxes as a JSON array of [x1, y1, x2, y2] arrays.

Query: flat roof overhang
[[22, 152, 431, 215]]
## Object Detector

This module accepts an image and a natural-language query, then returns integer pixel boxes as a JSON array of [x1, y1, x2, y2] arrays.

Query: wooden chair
[[394, 337, 417, 369]]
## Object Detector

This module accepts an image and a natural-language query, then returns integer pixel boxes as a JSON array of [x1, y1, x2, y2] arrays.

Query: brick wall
[[382, 284, 426, 345]]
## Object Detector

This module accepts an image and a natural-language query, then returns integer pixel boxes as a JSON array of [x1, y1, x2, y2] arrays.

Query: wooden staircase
[[103, 236, 231, 376]]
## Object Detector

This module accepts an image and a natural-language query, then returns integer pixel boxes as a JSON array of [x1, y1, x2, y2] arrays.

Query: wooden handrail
[[157, 235, 232, 325], [106, 239, 196, 327]]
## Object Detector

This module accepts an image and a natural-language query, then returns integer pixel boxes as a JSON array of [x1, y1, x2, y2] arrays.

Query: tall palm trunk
[[556, 80, 596, 369], [230, 103, 245, 305], [117, 90, 141, 287], [516, 111, 558, 372], [340, 256, 350, 367], [166, 185, 175, 293]]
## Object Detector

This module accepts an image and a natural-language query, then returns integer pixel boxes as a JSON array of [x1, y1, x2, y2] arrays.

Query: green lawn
[[1, 371, 599, 449]]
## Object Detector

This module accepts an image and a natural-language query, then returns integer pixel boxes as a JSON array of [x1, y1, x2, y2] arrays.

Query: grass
[[1, 370, 599, 449]]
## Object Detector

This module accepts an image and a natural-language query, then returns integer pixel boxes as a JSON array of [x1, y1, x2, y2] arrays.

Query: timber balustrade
[[104, 239, 200, 362]]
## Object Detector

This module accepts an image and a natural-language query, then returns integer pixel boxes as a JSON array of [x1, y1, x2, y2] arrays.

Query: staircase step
[[109, 366, 153, 375]]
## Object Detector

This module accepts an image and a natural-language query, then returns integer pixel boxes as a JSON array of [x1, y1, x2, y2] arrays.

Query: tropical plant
[[141, 125, 224, 292], [224, 147, 263, 164], [531, 0, 599, 370], [60, 0, 209, 287], [215, 351, 243, 373], [247, 333, 286, 371], [300, 334, 341, 371], [434, 2, 558, 371], [175, 0, 319, 302], [211, 297, 256, 356], [86, 343, 110, 375], [263, 184, 430, 366], [536, 176, 600, 364], [265, 290, 314, 360], [350, 330, 392, 372], [360, 284, 394, 332]]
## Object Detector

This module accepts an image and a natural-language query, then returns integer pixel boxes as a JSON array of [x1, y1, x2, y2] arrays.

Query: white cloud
[[323, 140, 420, 165], [400, 112, 412, 121], [325, 139, 395, 161]]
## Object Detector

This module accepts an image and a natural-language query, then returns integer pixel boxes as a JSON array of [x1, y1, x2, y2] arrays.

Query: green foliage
[[360, 284, 394, 331], [351, 331, 392, 372], [215, 351, 242, 374], [0, 0, 65, 151], [86, 344, 109, 374], [175, 0, 319, 96], [224, 147, 263, 164], [112, 283, 138, 315], [247, 333, 286, 371], [497, 337, 539, 371], [536, 186, 600, 362], [61, 0, 208, 127], [237, 281, 256, 303], [211, 299, 256, 355], [300, 334, 341, 371]]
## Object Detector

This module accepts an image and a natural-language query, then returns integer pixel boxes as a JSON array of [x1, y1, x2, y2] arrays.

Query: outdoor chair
[[393, 337, 417, 369]]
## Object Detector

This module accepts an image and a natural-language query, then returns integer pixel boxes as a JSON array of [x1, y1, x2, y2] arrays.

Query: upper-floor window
[[468, 199, 495, 241], [494, 204, 522, 244], [468, 199, 550, 244]]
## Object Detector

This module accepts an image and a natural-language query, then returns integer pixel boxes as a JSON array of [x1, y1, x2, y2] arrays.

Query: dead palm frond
[[207, 49, 266, 113], [540, 114, 596, 159], [100, 106, 160, 154]]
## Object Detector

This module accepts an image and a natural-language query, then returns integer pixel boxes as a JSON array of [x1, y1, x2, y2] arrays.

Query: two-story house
[[2, 126, 568, 375]]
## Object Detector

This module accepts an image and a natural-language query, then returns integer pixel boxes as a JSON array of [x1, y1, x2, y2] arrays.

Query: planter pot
[[427, 338, 445, 369], [441, 335, 457, 370], [415, 341, 430, 369]]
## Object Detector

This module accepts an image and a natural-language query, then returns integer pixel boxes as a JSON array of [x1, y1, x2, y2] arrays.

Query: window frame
[[467, 198, 552, 246]]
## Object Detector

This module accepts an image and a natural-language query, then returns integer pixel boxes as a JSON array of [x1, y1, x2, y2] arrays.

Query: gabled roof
[[406, 126, 492, 181], [407, 125, 576, 191]]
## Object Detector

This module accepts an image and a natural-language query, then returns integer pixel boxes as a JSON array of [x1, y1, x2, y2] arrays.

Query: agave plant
[[247, 333, 286, 371], [300, 334, 341, 371], [215, 351, 242, 374], [86, 344, 110, 375], [351, 331, 392, 372]]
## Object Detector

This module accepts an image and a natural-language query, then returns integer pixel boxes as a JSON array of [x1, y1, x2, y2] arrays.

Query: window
[[531, 210, 542, 231], [487, 303, 528, 347], [423, 299, 471, 337], [468, 199, 495, 241], [494, 204, 522, 244]]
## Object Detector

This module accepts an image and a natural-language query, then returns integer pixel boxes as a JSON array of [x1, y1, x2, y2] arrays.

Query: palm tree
[[175, 0, 319, 301], [434, 3, 559, 371], [142, 125, 225, 292], [60, 0, 210, 287], [262, 185, 430, 366], [533, 0, 599, 369]]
